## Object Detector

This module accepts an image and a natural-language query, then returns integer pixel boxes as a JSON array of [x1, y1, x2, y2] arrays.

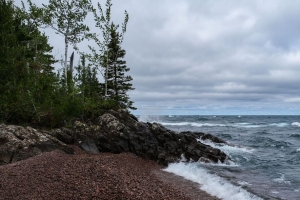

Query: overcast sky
[[16, 0, 300, 115]]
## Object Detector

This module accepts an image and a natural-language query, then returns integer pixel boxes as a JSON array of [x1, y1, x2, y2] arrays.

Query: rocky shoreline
[[0, 109, 229, 166], [0, 109, 229, 199]]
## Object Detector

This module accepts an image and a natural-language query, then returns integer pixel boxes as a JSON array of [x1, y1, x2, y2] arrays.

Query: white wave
[[296, 148, 300, 152], [271, 190, 279, 194], [273, 174, 291, 185], [160, 122, 190, 126], [193, 152, 239, 167], [161, 121, 289, 128], [197, 139, 254, 154], [164, 162, 263, 200], [160, 122, 227, 127], [238, 123, 249, 125], [237, 181, 252, 186], [233, 123, 262, 128], [269, 123, 289, 127], [200, 159, 240, 167], [192, 123, 227, 127], [233, 122, 288, 128], [291, 122, 300, 127]]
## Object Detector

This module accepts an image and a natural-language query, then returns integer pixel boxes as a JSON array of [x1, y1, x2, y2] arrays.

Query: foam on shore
[[164, 162, 263, 200]]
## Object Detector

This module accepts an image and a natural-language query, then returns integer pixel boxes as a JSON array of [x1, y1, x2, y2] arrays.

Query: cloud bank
[[16, 0, 300, 115]]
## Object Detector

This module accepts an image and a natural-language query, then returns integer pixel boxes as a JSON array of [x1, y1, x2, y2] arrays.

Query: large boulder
[[0, 124, 74, 165]]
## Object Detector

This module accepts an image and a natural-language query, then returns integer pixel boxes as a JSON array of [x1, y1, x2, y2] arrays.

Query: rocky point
[[0, 110, 229, 166]]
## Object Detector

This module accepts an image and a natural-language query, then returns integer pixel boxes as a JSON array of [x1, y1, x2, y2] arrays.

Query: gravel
[[0, 146, 219, 200]]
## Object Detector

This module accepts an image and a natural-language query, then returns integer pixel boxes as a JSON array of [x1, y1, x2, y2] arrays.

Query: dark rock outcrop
[[69, 110, 229, 166], [201, 133, 227, 144], [50, 128, 75, 144], [0, 110, 229, 166], [0, 124, 74, 165]]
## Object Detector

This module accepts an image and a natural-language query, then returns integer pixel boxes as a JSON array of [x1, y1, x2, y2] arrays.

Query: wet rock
[[201, 133, 227, 144]]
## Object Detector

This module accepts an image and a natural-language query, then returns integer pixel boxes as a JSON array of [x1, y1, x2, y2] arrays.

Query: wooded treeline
[[0, 0, 135, 127]]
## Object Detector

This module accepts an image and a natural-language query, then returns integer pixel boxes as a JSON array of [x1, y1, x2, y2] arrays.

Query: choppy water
[[139, 115, 300, 200]]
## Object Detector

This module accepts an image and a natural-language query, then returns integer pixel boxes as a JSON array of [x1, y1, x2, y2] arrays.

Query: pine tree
[[0, 0, 17, 121], [87, 0, 129, 98], [0, 0, 36, 123], [17, 3, 58, 124], [103, 23, 135, 110], [1, 0, 136, 126], [0, 0, 58, 124], [75, 55, 102, 101]]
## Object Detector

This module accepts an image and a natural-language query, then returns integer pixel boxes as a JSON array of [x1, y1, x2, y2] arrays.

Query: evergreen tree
[[87, 0, 135, 110], [0, 0, 58, 124], [0, 0, 36, 123], [17, 3, 58, 124], [87, 0, 128, 98], [75, 55, 102, 101], [0, 0, 136, 126], [102, 23, 135, 110], [0, 0, 17, 121]]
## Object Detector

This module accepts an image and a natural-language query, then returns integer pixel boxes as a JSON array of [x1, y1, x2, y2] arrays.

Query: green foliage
[[41, 0, 92, 46], [75, 55, 102, 100], [87, 0, 134, 110], [102, 23, 136, 110], [0, 0, 58, 125], [0, 0, 135, 128], [29, 0, 92, 86]]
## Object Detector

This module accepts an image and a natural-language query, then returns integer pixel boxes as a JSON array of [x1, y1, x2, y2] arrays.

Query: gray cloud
[[16, 0, 300, 115]]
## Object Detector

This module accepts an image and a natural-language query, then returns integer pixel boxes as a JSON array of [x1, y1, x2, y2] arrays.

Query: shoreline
[[155, 169, 220, 200], [0, 146, 219, 200]]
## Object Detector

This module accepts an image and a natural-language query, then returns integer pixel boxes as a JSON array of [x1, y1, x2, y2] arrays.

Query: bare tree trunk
[[70, 51, 74, 74], [105, 50, 108, 97], [64, 35, 69, 81], [114, 62, 117, 97]]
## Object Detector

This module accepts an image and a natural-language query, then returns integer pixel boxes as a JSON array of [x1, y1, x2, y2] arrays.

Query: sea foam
[[160, 121, 289, 128], [160, 122, 227, 127], [163, 162, 263, 200], [273, 174, 291, 185], [291, 122, 300, 127], [233, 122, 288, 128], [197, 139, 254, 154]]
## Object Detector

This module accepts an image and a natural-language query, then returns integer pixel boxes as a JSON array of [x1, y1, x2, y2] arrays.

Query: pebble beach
[[0, 146, 219, 200]]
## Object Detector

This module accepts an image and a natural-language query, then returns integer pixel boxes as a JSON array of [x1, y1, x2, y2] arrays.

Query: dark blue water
[[139, 115, 300, 200]]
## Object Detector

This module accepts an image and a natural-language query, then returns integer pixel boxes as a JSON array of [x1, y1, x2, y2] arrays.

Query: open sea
[[138, 115, 300, 200]]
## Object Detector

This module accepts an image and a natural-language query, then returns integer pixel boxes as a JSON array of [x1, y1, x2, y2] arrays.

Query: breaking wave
[[291, 122, 300, 127], [164, 162, 263, 200]]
